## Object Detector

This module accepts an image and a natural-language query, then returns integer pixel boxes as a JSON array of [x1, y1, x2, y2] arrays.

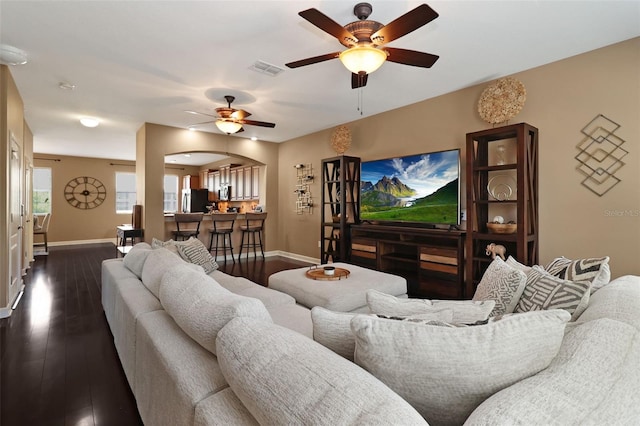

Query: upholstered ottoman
[[268, 262, 407, 313]]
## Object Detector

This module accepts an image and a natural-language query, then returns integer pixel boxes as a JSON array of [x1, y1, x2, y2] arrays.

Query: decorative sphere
[[493, 215, 505, 224]]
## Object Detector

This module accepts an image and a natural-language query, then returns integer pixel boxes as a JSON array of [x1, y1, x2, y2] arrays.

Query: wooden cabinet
[[465, 123, 539, 297], [243, 167, 253, 200], [232, 169, 242, 200], [182, 175, 199, 189], [207, 171, 220, 199], [199, 170, 209, 189], [321, 156, 360, 263], [351, 224, 466, 299], [251, 166, 260, 200]]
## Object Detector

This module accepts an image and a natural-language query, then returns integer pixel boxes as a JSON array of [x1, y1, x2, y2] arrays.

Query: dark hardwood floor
[[1, 243, 310, 426]]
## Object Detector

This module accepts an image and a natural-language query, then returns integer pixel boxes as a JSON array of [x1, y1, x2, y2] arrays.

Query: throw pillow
[[175, 238, 219, 274], [351, 310, 570, 426], [366, 290, 493, 324], [472, 257, 527, 316], [216, 317, 427, 425], [311, 307, 454, 361], [151, 237, 180, 255], [505, 255, 532, 273], [545, 256, 611, 294], [515, 266, 591, 321], [159, 264, 272, 355]]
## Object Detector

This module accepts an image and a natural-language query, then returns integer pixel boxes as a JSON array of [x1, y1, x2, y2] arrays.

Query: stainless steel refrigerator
[[182, 189, 209, 213]]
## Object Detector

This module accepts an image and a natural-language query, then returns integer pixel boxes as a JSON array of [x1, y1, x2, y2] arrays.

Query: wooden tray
[[305, 266, 350, 281]]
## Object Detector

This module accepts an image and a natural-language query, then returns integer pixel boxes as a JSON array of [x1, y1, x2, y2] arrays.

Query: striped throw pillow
[[176, 238, 219, 274]]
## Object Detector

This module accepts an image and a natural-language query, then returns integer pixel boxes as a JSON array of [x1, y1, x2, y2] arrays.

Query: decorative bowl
[[487, 222, 517, 234]]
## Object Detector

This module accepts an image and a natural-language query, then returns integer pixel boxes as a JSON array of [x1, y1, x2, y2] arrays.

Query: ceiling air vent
[[250, 60, 284, 77]]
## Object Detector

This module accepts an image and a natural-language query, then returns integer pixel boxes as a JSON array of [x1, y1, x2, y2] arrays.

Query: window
[[33, 167, 52, 213], [164, 175, 179, 213], [116, 172, 136, 213]]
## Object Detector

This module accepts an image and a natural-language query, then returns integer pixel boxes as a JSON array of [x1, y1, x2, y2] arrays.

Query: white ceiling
[[2, 1, 639, 165]]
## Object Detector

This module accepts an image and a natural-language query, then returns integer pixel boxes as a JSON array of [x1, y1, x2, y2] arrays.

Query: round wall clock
[[64, 176, 107, 209]]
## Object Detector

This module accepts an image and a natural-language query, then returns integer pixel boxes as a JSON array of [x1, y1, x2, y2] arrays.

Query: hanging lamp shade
[[339, 46, 387, 74], [215, 120, 243, 134]]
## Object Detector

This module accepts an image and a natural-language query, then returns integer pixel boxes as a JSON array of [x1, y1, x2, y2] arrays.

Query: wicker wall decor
[[330, 125, 352, 154], [477, 77, 527, 125]]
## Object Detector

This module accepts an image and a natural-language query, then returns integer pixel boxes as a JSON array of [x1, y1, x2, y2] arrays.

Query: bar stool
[[239, 212, 267, 259], [171, 213, 203, 241], [208, 213, 237, 263]]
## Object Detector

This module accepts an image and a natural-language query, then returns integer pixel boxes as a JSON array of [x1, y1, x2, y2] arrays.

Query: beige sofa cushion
[[159, 264, 272, 355], [465, 318, 640, 425], [216, 317, 428, 425], [141, 247, 202, 298], [367, 289, 494, 324], [122, 242, 152, 278], [351, 310, 570, 426]]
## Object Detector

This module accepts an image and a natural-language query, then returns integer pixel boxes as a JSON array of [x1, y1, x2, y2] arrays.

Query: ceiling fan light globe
[[215, 120, 243, 134], [339, 46, 387, 74]]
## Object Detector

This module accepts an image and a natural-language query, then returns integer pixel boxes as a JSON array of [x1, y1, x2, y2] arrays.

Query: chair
[[238, 212, 267, 259], [33, 213, 51, 252], [208, 213, 238, 263], [171, 213, 203, 241]]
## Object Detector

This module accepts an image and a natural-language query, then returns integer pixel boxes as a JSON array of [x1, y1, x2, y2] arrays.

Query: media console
[[350, 224, 466, 299]]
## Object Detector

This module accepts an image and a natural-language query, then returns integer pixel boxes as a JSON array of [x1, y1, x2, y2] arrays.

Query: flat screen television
[[360, 149, 460, 227]]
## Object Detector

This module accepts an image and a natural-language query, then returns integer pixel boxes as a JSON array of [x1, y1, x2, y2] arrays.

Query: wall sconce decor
[[575, 114, 628, 196], [294, 163, 314, 214]]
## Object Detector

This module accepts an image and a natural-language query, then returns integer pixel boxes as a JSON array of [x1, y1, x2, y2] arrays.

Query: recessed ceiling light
[[251, 137, 258, 141], [0, 45, 28, 66], [184, 154, 191, 158], [188, 126, 196, 131], [80, 117, 100, 128], [59, 82, 76, 90]]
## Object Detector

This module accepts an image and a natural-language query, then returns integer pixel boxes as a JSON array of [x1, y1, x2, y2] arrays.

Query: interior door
[[23, 162, 33, 268], [9, 136, 24, 305]]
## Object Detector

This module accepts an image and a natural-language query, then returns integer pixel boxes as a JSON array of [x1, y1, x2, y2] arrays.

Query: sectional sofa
[[102, 241, 640, 425]]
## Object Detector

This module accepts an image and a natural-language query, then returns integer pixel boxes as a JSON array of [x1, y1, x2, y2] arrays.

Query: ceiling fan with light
[[186, 95, 276, 134], [286, 2, 439, 89]]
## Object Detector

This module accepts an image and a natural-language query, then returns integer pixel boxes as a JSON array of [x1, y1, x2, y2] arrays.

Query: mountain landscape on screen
[[360, 150, 460, 225]]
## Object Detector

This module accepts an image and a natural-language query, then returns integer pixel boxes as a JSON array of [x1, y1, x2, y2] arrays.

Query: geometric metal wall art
[[575, 114, 628, 196]]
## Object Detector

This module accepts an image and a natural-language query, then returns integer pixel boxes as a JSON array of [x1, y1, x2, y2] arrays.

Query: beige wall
[[136, 123, 279, 249], [1, 65, 32, 314], [277, 38, 640, 277], [32, 154, 199, 244]]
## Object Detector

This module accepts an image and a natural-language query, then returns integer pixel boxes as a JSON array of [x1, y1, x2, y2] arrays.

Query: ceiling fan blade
[[286, 52, 341, 68], [351, 72, 368, 89], [371, 4, 438, 45], [190, 119, 217, 126], [384, 47, 439, 68], [299, 8, 357, 47], [239, 119, 276, 128], [231, 109, 251, 120], [184, 110, 217, 118]]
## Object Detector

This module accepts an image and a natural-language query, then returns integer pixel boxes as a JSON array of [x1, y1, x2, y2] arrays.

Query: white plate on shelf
[[487, 175, 516, 201]]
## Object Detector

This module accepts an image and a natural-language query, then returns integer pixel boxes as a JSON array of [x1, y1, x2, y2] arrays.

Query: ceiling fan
[[286, 2, 439, 89], [186, 95, 276, 134]]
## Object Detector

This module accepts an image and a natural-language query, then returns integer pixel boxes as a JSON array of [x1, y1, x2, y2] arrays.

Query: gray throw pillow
[[545, 256, 610, 294], [473, 257, 527, 316], [175, 238, 219, 274], [351, 310, 570, 426], [515, 265, 591, 321]]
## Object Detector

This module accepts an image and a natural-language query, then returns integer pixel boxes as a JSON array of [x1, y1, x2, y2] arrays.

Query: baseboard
[[1, 284, 26, 319], [45, 238, 116, 247], [266, 250, 320, 265]]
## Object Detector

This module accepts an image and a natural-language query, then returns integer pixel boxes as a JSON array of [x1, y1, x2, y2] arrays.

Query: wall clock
[[64, 176, 107, 209]]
